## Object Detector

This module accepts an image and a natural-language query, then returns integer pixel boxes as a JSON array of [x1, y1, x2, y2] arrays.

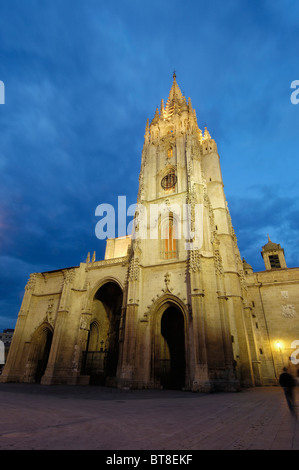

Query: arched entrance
[[156, 304, 186, 390], [34, 328, 53, 383], [81, 281, 123, 385]]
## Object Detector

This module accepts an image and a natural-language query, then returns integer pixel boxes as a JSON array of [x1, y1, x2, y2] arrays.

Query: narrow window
[[161, 213, 177, 260]]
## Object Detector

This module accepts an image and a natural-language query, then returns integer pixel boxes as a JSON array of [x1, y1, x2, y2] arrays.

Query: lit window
[[161, 214, 177, 260]]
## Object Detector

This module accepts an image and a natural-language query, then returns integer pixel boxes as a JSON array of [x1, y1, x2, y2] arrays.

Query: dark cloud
[[228, 185, 299, 271]]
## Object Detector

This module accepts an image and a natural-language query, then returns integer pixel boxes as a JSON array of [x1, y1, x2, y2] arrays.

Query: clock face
[[161, 171, 177, 190]]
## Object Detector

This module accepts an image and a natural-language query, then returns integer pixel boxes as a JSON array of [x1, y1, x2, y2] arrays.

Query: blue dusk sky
[[0, 0, 299, 330]]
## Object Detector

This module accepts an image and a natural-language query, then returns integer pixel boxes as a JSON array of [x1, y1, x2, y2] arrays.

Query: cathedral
[[1, 74, 298, 391]]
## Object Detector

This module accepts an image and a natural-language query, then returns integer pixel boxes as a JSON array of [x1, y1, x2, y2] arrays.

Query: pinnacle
[[165, 72, 184, 115], [203, 127, 212, 140], [149, 73, 196, 130]]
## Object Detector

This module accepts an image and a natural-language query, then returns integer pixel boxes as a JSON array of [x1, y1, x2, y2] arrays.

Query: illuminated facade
[[1, 75, 298, 390]]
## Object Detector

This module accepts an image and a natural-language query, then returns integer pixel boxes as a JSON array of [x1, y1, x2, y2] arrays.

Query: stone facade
[[1, 75, 298, 390], [243, 254, 299, 384]]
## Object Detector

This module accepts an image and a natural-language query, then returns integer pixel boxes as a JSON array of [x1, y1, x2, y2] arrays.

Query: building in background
[[1, 75, 298, 390], [0, 329, 14, 373], [243, 238, 299, 382]]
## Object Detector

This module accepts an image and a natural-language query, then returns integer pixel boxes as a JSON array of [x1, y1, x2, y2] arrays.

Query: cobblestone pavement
[[0, 384, 298, 451]]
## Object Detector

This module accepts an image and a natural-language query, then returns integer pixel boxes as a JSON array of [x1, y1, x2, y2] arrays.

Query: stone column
[[230, 294, 255, 387], [117, 253, 139, 388], [214, 254, 237, 387], [243, 300, 262, 386], [189, 251, 210, 392], [41, 269, 75, 384], [217, 293, 234, 367]]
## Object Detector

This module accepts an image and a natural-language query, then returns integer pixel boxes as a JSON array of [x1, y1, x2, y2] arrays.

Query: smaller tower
[[261, 235, 287, 270]]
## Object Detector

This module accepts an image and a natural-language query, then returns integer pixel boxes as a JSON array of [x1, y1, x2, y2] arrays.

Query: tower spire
[[164, 71, 184, 119]]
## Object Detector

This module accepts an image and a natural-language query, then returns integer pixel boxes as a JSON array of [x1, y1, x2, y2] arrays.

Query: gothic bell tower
[[261, 235, 287, 270], [135, 72, 214, 265], [118, 74, 255, 392]]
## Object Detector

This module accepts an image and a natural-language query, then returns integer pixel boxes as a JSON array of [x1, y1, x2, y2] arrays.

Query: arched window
[[160, 213, 177, 259]]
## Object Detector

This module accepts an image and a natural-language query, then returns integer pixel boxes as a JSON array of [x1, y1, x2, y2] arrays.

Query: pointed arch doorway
[[34, 327, 53, 383], [155, 303, 186, 390], [81, 281, 123, 385]]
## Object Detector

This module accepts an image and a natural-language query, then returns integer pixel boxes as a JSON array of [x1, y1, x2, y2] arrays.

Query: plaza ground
[[0, 383, 298, 451]]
